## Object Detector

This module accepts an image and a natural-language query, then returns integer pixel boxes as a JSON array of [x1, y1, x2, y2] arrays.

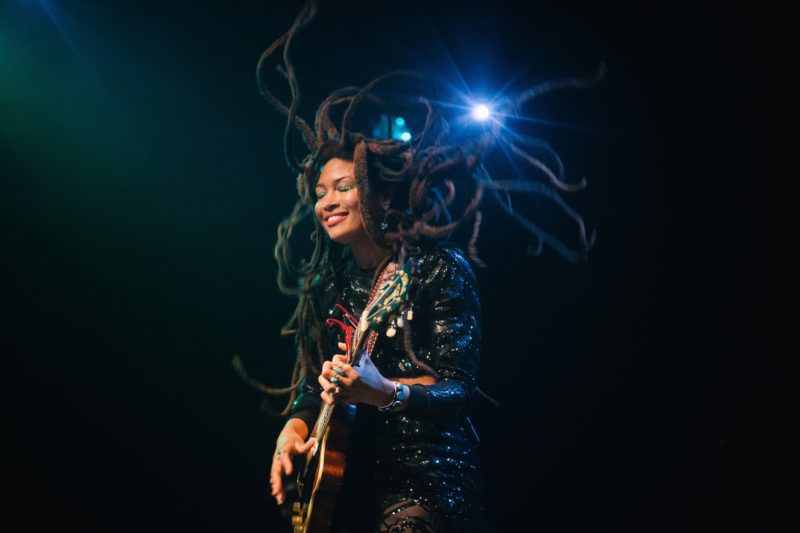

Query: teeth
[[327, 214, 347, 223]]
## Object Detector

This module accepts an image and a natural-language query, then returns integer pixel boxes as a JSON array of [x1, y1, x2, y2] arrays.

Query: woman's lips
[[325, 213, 348, 227]]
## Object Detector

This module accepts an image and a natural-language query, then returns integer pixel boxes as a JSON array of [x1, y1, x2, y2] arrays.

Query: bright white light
[[471, 104, 491, 121], [400, 132, 412, 141]]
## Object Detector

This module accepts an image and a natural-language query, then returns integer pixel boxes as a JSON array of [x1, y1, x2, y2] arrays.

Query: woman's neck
[[349, 238, 389, 270]]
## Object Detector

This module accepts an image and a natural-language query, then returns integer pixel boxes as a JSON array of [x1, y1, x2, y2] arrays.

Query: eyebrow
[[316, 175, 356, 188]]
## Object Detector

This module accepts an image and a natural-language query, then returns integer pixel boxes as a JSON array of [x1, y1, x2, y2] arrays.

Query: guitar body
[[286, 402, 355, 533]]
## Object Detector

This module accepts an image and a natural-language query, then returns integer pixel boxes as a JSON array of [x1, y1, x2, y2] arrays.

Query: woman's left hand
[[318, 342, 395, 407]]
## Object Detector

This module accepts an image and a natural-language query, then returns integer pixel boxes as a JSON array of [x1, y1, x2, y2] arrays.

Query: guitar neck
[[311, 325, 369, 441], [311, 258, 412, 441]]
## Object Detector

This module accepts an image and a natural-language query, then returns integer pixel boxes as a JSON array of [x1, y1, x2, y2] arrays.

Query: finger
[[318, 374, 335, 394], [269, 465, 280, 490], [280, 450, 293, 477], [331, 362, 349, 379], [274, 483, 286, 505], [331, 374, 352, 388], [323, 362, 345, 382], [321, 389, 334, 405], [332, 354, 348, 365], [325, 385, 344, 403], [272, 483, 284, 503], [270, 474, 283, 498], [338, 341, 346, 350], [270, 456, 282, 475], [298, 437, 317, 454], [270, 466, 284, 501], [270, 474, 278, 496], [271, 458, 285, 486]]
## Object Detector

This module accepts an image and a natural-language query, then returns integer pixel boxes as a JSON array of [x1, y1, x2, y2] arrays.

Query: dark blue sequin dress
[[289, 244, 486, 532]]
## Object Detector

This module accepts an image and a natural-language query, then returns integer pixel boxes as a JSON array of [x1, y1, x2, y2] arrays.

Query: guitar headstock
[[362, 258, 416, 333], [325, 258, 418, 363]]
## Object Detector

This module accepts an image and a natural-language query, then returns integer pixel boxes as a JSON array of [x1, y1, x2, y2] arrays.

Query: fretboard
[[311, 319, 368, 441]]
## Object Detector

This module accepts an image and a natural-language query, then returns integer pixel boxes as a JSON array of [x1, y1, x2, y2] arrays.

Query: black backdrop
[[3, 1, 780, 531]]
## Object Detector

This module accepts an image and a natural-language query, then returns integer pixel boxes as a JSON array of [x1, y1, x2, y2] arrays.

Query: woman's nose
[[322, 200, 337, 211]]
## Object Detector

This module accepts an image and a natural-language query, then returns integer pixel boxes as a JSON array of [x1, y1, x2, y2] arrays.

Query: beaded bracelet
[[377, 381, 406, 412]]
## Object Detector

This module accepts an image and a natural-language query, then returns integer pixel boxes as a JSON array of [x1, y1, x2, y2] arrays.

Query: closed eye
[[316, 184, 356, 199]]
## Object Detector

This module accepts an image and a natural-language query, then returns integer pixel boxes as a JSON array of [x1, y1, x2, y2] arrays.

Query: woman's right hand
[[270, 422, 316, 506]]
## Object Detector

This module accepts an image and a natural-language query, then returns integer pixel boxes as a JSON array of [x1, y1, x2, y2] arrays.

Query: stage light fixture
[[471, 104, 491, 122]]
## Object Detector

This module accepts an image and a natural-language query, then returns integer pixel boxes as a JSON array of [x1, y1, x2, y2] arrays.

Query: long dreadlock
[[235, 0, 604, 415]]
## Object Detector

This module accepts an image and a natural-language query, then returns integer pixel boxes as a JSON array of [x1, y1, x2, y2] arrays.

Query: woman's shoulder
[[415, 242, 478, 289]]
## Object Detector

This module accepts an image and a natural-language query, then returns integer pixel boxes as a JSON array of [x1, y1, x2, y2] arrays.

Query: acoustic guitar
[[284, 258, 415, 533]]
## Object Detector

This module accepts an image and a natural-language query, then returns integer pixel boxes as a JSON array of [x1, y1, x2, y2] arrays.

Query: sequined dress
[[288, 244, 486, 532]]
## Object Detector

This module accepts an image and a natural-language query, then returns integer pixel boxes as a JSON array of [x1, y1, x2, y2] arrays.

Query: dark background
[[3, 1, 781, 531]]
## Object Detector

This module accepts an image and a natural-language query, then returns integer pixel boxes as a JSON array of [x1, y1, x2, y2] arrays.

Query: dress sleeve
[[405, 245, 481, 420], [287, 377, 322, 434]]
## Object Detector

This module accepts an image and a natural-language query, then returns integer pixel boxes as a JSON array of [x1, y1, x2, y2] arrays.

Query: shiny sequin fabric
[[289, 244, 486, 532]]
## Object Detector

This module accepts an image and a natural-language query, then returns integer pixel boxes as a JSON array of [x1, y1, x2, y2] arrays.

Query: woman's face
[[314, 158, 369, 246]]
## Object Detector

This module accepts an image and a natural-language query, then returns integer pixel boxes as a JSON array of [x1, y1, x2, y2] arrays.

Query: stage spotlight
[[471, 104, 491, 122], [400, 132, 412, 141]]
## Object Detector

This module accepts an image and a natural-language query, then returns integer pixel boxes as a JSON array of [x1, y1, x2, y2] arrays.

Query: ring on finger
[[330, 375, 340, 385], [332, 365, 346, 377]]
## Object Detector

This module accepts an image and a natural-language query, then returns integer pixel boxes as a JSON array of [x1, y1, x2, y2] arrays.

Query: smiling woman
[[260, 78, 494, 532], [314, 159, 366, 245], [314, 156, 393, 270], [264, 128, 489, 531], [235, 1, 600, 531]]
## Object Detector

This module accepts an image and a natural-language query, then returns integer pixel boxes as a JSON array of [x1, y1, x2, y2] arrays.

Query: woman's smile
[[324, 211, 349, 227]]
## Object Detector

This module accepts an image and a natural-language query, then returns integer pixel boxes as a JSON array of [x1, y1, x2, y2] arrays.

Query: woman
[[247, 4, 600, 531], [268, 141, 487, 532]]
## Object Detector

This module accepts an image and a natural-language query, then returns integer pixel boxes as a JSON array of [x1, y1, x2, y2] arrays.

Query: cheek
[[345, 192, 361, 215]]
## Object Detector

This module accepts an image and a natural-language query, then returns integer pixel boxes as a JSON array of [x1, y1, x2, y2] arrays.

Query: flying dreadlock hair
[[234, 0, 605, 415]]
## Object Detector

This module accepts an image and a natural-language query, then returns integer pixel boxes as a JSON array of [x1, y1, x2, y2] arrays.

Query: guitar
[[284, 258, 416, 533]]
